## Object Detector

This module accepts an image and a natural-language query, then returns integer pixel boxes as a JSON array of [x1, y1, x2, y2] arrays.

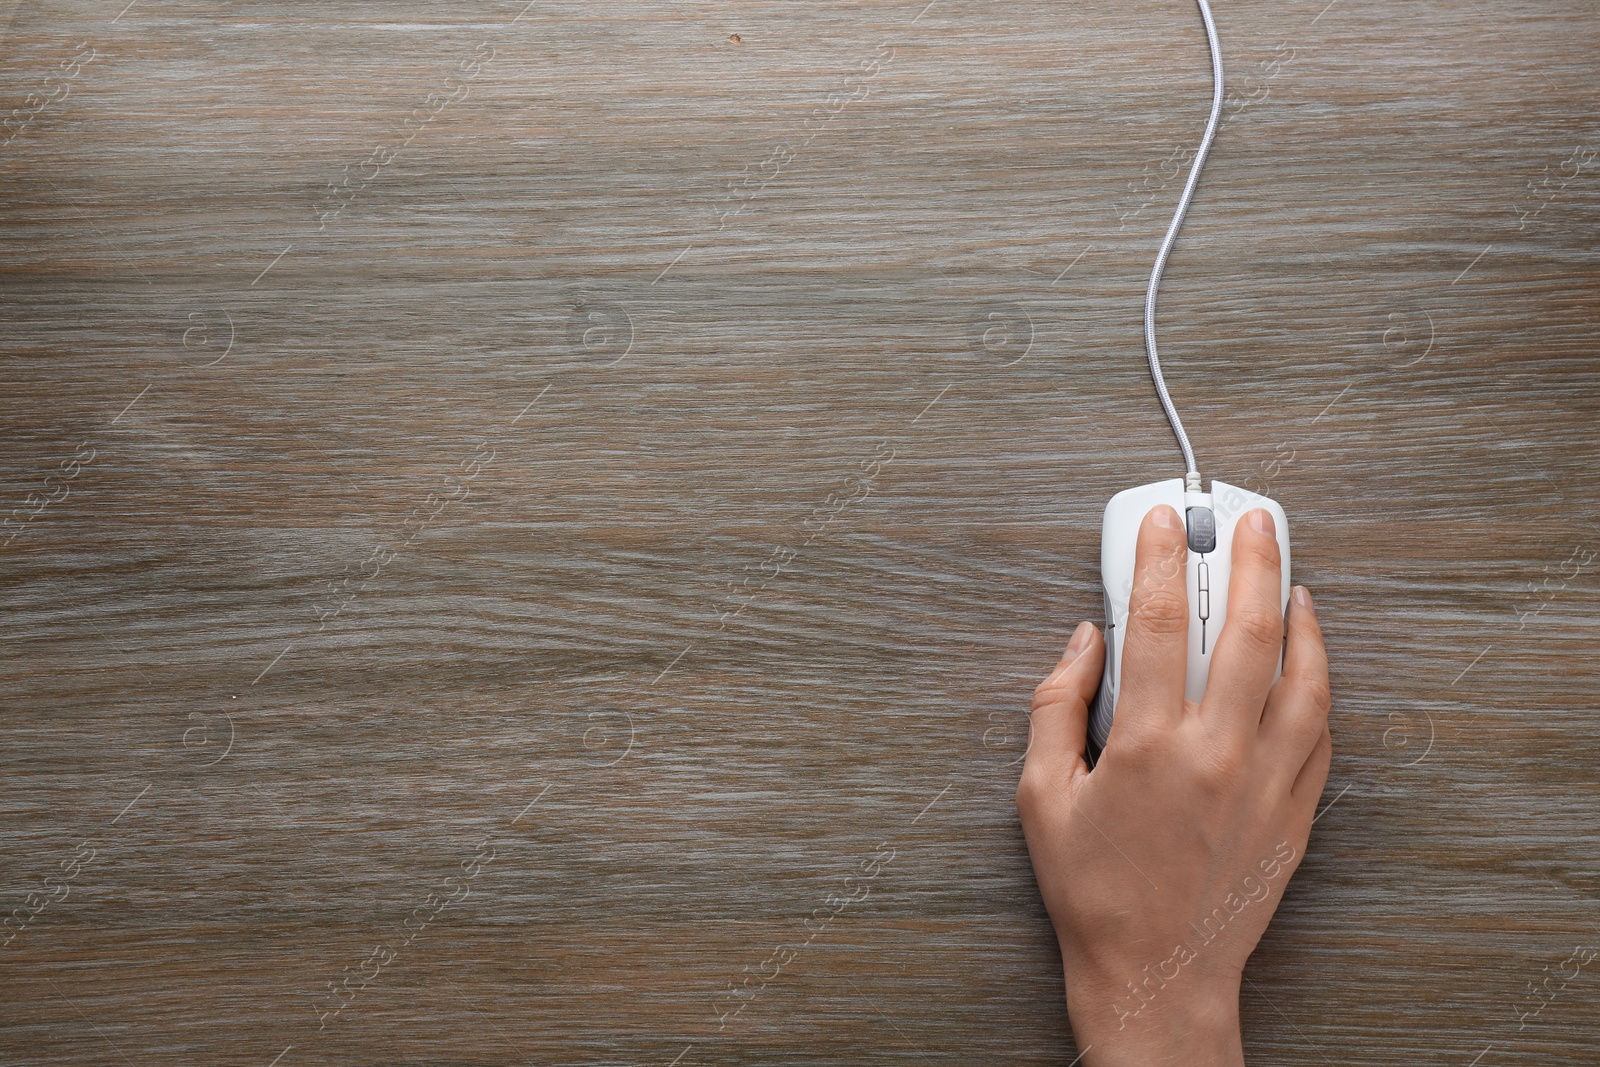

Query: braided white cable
[[1144, 0, 1224, 493]]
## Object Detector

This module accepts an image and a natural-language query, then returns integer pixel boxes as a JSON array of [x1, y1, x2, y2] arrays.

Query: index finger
[[1115, 503, 1191, 732]]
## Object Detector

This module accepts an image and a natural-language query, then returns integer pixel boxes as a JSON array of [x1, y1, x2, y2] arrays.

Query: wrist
[[1062, 954, 1244, 1067]]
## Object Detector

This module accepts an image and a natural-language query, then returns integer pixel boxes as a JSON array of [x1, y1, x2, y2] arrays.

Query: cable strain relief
[[1184, 471, 1203, 493]]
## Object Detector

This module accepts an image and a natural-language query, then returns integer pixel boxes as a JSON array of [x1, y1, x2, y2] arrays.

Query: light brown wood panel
[[2, 0, 1597, 1064]]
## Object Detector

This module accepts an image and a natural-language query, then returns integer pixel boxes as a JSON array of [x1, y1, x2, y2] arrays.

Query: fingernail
[[1292, 585, 1313, 611], [1152, 504, 1182, 530], [1249, 508, 1275, 536], [1065, 620, 1094, 657]]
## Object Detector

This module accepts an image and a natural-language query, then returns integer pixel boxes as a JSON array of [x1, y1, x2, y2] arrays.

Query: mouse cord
[[1144, 0, 1224, 495]]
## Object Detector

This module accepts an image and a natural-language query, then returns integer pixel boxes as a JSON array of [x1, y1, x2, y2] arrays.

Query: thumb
[[1022, 621, 1103, 783]]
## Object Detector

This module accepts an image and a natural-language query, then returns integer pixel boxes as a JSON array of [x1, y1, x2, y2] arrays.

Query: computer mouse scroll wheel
[[1186, 506, 1216, 554]]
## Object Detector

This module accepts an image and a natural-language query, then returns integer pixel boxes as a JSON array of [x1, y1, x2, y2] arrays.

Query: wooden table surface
[[2, 1, 1597, 1063]]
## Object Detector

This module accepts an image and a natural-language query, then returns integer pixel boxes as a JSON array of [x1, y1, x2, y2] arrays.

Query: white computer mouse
[[1087, 478, 1291, 754]]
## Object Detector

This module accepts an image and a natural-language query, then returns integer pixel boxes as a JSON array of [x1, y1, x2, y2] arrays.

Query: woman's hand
[[1016, 504, 1332, 1067]]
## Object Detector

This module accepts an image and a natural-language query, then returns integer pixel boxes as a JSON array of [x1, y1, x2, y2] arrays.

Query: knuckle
[[1148, 542, 1186, 582], [1015, 767, 1049, 813], [1300, 673, 1333, 715], [1286, 711, 1326, 754], [1229, 602, 1283, 649], [1131, 586, 1189, 636], [1193, 744, 1244, 793], [1030, 681, 1065, 714], [1104, 720, 1163, 765], [1242, 531, 1281, 570], [1288, 664, 1332, 714]]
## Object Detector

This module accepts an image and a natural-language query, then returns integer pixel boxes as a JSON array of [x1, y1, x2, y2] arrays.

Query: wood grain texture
[[2, 0, 1597, 1063]]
